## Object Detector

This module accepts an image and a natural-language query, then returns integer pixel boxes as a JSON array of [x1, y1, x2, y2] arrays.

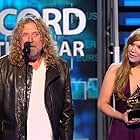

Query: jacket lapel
[[45, 64, 60, 87]]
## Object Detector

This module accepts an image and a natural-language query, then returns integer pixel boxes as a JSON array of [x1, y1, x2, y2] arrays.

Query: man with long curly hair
[[0, 15, 74, 140]]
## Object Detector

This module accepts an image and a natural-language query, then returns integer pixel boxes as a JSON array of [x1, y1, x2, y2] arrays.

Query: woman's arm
[[97, 63, 124, 121]]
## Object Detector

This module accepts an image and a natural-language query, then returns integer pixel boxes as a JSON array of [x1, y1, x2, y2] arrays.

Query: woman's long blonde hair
[[114, 28, 140, 100], [9, 14, 58, 67]]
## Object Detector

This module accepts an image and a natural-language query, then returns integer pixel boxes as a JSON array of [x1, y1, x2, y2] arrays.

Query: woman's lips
[[129, 53, 136, 58]]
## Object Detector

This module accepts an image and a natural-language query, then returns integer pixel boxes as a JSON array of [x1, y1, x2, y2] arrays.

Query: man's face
[[20, 21, 44, 60]]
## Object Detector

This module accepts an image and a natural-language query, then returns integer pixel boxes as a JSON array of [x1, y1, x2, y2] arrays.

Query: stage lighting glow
[[124, 0, 140, 6], [126, 18, 140, 25]]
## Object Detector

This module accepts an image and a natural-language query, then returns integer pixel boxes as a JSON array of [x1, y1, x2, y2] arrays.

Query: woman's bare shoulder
[[108, 63, 121, 71], [106, 63, 121, 75]]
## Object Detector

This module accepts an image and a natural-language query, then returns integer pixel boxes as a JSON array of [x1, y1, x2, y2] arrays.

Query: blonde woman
[[98, 29, 140, 140]]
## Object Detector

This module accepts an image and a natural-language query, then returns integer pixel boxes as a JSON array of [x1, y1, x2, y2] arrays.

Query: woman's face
[[128, 41, 140, 65]]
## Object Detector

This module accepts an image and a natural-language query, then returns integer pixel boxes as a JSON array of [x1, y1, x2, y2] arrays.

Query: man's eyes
[[21, 32, 40, 37], [137, 45, 140, 49], [32, 32, 40, 37]]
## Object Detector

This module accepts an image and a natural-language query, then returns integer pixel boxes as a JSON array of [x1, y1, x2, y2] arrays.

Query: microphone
[[23, 42, 31, 63], [23, 41, 31, 55], [22, 42, 31, 138]]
